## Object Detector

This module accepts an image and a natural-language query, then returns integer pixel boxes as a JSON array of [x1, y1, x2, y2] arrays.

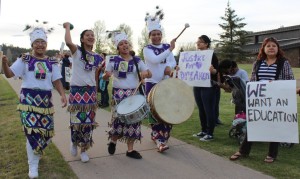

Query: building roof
[[243, 25, 300, 53]]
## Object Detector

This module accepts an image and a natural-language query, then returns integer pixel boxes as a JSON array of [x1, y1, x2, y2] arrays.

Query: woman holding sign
[[192, 35, 219, 141], [230, 37, 294, 163]]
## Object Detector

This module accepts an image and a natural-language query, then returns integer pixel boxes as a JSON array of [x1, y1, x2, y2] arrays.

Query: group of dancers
[[1, 8, 179, 177], [2, 6, 297, 179]]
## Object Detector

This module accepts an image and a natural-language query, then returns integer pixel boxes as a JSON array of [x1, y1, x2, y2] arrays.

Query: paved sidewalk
[[5, 76, 273, 179]]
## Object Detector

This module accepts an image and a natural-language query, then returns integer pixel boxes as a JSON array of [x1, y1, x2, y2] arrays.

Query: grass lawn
[[1, 63, 300, 179], [0, 75, 77, 179]]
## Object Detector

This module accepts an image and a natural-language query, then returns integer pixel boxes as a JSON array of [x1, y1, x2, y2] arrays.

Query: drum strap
[[133, 57, 145, 95]]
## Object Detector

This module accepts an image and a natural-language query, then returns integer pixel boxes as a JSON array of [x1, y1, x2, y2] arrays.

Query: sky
[[1, 0, 300, 53]]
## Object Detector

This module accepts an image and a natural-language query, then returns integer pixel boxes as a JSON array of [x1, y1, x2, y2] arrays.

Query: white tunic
[[143, 44, 176, 83]]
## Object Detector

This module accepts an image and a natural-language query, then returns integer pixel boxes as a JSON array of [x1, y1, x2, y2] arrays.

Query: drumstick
[[174, 23, 190, 41], [133, 81, 142, 95]]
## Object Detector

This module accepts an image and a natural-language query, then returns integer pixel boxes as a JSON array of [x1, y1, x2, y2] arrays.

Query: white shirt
[[10, 57, 61, 90], [143, 44, 176, 83], [70, 49, 100, 86], [106, 56, 148, 89], [234, 69, 249, 82]]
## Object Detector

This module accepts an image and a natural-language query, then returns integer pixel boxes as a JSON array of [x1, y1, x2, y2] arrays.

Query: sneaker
[[70, 143, 78, 156], [28, 168, 38, 179], [126, 150, 142, 159], [108, 142, 116, 155], [192, 132, 207, 138], [216, 119, 223, 125], [200, 135, 214, 141], [158, 144, 169, 153], [80, 152, 89, 163]]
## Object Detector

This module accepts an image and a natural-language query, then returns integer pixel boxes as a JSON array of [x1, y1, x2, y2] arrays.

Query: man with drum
[[103, 31, 151, 159], [143, 7, 177, 152]]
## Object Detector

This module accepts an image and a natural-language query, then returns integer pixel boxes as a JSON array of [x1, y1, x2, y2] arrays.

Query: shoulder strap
[[255, 60, 263, 80], [275, 58, 285, 80], [132, 57, 144, 95], [133, 57, 142, 82]]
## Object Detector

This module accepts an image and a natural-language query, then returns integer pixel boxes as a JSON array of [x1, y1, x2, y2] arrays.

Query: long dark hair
[[80, 30, 93, 62], [257, 37, 285, 60]]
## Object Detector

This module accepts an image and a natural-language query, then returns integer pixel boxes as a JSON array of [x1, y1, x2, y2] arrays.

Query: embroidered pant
[[68, 86, 98, 151], [108, 88, 142, 142], [18, 88, 54, 155], [145, 82, 173, 145]]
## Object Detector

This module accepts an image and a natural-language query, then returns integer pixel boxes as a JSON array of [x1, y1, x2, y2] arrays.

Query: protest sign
[[246, 80, 298, 143]]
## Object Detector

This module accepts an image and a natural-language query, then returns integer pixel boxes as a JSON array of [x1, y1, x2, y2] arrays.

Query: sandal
[[229, 152, 242, 161], [264, 156, 275, 163]]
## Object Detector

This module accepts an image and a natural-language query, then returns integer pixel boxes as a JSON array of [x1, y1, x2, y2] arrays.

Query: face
[[196, 38, 208, 50], [117, 40, 130, 55], [81, 30, 95, 47], [32, 39, 47, 55], [264, 41, 278, 57], [149, 30, 162, 45]]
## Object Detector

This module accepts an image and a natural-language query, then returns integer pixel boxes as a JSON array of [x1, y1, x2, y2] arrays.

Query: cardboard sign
[[246, 80, 299, 143], [178, 50, 213, 87]]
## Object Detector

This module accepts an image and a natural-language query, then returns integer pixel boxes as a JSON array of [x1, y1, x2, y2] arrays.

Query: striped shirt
[[257, 61, 277, 81]]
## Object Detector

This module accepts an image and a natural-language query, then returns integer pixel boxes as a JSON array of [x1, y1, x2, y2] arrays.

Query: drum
[[147, 78, 194, 124], [116, 94, 149, 124]]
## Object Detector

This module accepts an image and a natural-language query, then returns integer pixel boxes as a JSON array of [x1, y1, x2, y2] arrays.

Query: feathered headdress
[[23, 20, 54, 45], [106, 30, 128, 47], [145, 6, 164, 33]]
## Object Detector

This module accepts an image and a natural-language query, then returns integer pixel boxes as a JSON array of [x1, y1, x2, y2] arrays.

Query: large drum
[[116, 94, 149, 124], [147, 78, 194, 124]]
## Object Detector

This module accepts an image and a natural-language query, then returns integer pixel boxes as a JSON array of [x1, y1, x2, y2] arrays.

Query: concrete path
[[5, 75, 273, 179]]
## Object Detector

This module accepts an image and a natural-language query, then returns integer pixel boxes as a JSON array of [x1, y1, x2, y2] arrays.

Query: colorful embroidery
[[146, 44, 170, 64]]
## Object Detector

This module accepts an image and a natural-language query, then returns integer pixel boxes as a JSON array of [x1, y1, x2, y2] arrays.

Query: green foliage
[[92, 20, 107, 54], [218, 2, 249, 61]]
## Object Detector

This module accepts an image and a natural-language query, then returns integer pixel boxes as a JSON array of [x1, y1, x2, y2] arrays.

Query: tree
[[137, 26, 150, 59], [218, 1, 248, 61], [92, 20, 107, 54]]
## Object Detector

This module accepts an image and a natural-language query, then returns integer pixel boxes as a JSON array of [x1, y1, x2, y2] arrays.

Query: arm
[[281, 60, 294, 80], [53, 79, 67, 108], [143, 47, 173, 64], [210, 53, 218, 75], [2, 55, 14, 78], [63, 22, 77, 54], [138, 60, 152, 79], [250, 61, 258, 82]]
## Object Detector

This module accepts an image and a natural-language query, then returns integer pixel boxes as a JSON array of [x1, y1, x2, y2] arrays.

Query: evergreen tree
[[218, 1, 248, 61]]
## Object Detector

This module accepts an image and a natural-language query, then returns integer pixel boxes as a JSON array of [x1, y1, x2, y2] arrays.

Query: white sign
[[246, 80, 299, 143], [178, 50, 213, 87], [65, 67, 72, 83]]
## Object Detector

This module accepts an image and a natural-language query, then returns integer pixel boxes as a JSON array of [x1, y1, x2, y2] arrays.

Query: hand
[[61, 95, 67, 108], [164, 66, 172, 76], [2, 55, 8, 64], [209, 65, 216, 74], [169, 39, 176, 51], [140, 70, 150, 79], [63, 22, 71, 29]]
